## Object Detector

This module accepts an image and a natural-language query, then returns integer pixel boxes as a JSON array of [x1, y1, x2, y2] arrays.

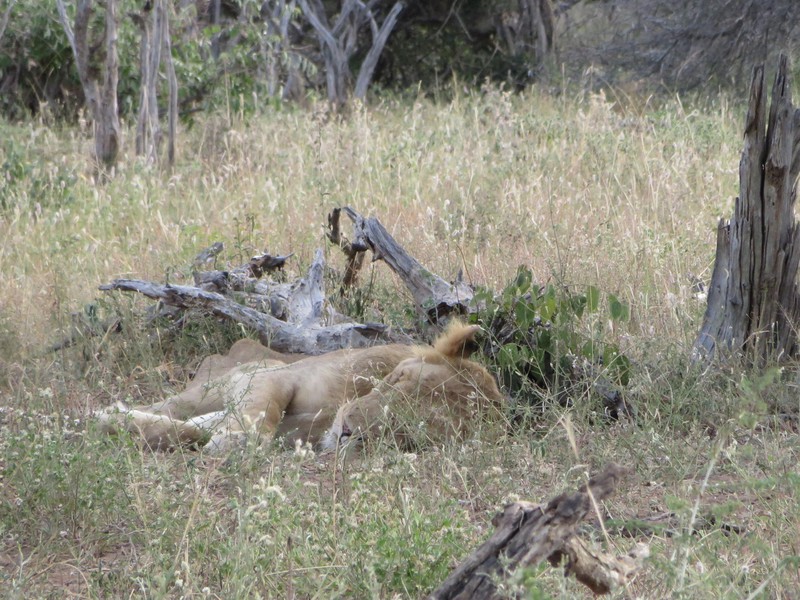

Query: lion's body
[[96, 324, 504, 453]]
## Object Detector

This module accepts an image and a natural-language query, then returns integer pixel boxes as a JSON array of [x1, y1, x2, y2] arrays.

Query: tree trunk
[[353, 2, 404, 100], [0, 1, 16, 47], [134, 0, 178, 166], [693, 55, 800, 364], [299, 0, 403, 106], [56, 0, 120, 169]]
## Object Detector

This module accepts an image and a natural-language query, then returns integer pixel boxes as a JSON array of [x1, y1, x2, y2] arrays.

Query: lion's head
[[322, 322, 504, 450]]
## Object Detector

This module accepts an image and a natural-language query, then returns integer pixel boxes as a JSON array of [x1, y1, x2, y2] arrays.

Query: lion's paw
[[203, 431, 248, 456]]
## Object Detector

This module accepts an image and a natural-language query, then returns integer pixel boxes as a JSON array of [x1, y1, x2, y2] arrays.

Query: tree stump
[[694, 55, 800, 364]]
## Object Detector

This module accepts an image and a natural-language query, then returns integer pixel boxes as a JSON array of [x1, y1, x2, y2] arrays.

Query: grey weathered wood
[[299, 0, 403, 105], [100, 249, 400, 354], [353, 2, 404, 100], [342, 206, 474, 322], [694, 55, 800, 363], [134, 0, 178, 166], [192, 250, 293, 291], [430, 464, 643, 598], [0, 1, 16, 48], [327, 207, 367, 288], [99, 279, 392, 354]]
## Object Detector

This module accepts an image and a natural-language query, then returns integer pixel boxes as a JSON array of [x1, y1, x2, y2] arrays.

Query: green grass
[[1, 87, 799, 598]]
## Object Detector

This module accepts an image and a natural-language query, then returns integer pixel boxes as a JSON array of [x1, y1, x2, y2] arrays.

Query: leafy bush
[[471, 266, 631, 410]]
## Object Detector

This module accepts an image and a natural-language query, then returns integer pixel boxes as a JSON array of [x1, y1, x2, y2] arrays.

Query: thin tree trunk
[[0, 0, 16, 46], [353, 2, 403, 100], [163, 3, 178, 166], [135, 0, 178, 166], [57, 0, 121, 169], [300, 0, 402, 106]]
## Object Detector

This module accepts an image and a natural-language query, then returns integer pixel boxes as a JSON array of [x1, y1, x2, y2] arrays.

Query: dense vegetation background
[[1, 0, 799, 120]]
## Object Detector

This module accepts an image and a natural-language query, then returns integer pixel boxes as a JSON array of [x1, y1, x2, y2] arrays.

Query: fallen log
[[430, 464, 647, 598], [98, 278, 393, 354], [100, 249, 401, 354]]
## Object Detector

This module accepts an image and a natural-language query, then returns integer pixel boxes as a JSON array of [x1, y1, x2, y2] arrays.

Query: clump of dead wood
[[431, 464, 647, 598], [98, 206, 471, 354]]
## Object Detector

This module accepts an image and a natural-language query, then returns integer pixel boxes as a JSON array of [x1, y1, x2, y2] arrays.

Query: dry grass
[[1, 86, 798, 598]]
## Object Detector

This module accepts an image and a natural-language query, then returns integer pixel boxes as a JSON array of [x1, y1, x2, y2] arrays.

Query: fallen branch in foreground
[[430, 464, 647, 598]]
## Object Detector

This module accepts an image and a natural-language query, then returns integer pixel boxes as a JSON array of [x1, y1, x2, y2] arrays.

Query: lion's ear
[[433, 322, 482, 358]]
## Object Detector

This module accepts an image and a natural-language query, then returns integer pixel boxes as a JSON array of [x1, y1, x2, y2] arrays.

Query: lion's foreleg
[[95, 407, 208, 450], [208, 373, 293, 449]]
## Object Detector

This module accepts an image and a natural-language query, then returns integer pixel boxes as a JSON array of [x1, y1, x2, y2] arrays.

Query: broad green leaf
[[608, 294, 630, 322], [513, 266, 533, 294], [569, 294, 587, 318], [515, 299, 537, 328]]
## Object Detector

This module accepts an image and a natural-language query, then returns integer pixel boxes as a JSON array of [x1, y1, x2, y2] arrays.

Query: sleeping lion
[[95, 322, 504, 453]]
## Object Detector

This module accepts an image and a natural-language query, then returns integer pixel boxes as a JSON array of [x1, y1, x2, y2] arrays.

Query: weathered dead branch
[[327, 207, 366, 288], [694, 55, 800, 364], [340, 206, 474, 321], [430, 464, 646, 598], [100, 249, 399, 354], [98, 278, 391, 354], [191, 249, 293, 292]]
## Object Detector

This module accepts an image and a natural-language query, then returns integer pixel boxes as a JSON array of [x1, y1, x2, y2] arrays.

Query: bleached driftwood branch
[[339, 206, 475, 322]]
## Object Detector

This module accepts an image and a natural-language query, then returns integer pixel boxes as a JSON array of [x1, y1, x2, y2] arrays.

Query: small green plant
[[471, 266, 631, 408]]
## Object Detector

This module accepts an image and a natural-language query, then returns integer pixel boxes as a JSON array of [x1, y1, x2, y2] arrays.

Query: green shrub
[[472, 266, 631, 410]]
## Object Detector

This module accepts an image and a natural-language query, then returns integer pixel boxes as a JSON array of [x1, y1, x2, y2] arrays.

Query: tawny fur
[[322, 322, 505, 450], [96, 324, 503, 454]]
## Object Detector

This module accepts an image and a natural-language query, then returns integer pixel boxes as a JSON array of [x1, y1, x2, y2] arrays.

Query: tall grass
[[1, 87, 798, 598]]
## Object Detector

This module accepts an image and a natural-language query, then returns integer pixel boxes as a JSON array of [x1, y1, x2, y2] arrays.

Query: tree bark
[[353, 2, 404, 100], [134, 0, 178, 166], [299, 0, 403, 105], [0, 0, 16, 47], [693, 55, 800, 364]]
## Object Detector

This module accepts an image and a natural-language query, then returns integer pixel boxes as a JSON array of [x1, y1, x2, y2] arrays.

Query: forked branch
[[430, 464, 646, 598]]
